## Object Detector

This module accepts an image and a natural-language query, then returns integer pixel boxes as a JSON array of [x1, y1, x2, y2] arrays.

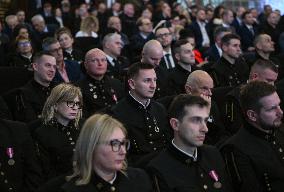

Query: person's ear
[[247, 109, 257, 122], [128, 78, 135, 90], [170, 118, 180, 131]]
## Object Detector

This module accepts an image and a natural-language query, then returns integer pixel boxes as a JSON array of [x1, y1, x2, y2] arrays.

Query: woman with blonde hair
[[34, 83, 83, 181], [75, 16, 99, 38], [62, 114, 153, 192]]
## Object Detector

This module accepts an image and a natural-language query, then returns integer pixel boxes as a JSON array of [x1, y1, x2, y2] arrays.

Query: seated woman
[[34, 83, 83, 181], [55, 27, 84, 64], [8, 36, 34, 69], [62, 114, 153, 192]]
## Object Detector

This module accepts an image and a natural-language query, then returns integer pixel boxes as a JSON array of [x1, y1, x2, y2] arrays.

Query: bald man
[[140, 40, 175, 99], [225, 59, 278, 134], [76, 48, 124, 117]]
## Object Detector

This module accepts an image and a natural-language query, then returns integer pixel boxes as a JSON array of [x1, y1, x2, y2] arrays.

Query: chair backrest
[[0, 67, 33, 94]]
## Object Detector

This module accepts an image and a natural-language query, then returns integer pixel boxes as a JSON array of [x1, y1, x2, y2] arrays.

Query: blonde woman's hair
[[80, 16, 99, 33], [67, 114, 127, 185], [42, 83, 83, 127]]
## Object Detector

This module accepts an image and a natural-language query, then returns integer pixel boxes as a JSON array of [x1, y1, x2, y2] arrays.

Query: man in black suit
[[221, 81, 284, 192], [188, 8, 212, 52], [31, 14, 58, 44], [147, 94, 232, 192], [155, 27, 176, 70], [239, 11, 258, 52], [205, 26, 232, 63], [102, 33, 130, 81], [130, 17, 155, 61], [231, 6, 246, 34], [0, 119, 42, 192]]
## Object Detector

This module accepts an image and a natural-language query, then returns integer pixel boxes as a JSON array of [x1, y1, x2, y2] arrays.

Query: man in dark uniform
[[210, 33, 249, 87], [225, 59, 278, 135], [158, 70, 228, 145], [168, 39, 199, 94], [110, 63, 171, 165], [141, 40, 175, 99], [77, 48, 124, 118], [102, 33, 130, 81], [5, 51, 56, 122], [147, 94, 232, 192], [221, 81, 284, 192], [0, 118, 42, 192]]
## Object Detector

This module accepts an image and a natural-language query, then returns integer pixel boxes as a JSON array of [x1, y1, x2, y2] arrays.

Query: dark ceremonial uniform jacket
[[110, 94, 171, 165], [62, 168, 153, 192], [224, 85, 244, 135], [8, 53, 33, 69], [147, 143, 232, 192], [210, 57, 249, 87], [153, 66, 175, 99], [168, 64, 199, 94], [63, 49, 84, 64], [12, 79, 53, 122], [106, 56, 130, 82], [0, 119, 42, 192], [76, 75, 125, 118], [34, 119, 81, 181], [221, 122, 284, 192]]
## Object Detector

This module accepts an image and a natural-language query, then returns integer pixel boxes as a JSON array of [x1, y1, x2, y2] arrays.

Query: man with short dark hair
[[42, 37, 82, 84], [110, 62, 170, 165], [169, 39, 198, 94], [239, 11, 258, 51], [210, 33, 249, 87], [147, 94, 232, 191], [155, 27, 176, 69], [225, 59, 279, 134], [221, 81, 284, 192], [9, 51, 56, 122]]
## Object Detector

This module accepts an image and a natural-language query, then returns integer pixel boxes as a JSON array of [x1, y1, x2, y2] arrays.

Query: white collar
[[172, 139, 198, 161]]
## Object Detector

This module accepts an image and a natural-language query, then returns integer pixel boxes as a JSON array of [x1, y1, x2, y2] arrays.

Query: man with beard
[[221, 81, 284, 192]]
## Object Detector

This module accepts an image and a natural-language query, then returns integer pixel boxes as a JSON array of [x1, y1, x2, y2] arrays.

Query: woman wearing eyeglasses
[[62, 113, 153, 192], [34, 83, 83, 181]]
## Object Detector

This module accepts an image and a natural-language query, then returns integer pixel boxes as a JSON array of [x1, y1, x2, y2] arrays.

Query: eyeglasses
[[66, 101, 82, 109], [18, 41, 31, 47], [156, 33, 171, 39], [106, 139, 130, 152], [87, 58, 107, 63]]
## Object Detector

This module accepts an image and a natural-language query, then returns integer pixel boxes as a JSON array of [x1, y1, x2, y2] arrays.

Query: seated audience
[[62, 114, 153, 192]]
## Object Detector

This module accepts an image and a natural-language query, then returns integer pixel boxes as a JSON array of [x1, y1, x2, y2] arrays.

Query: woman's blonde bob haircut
[[67, 114, 128, 185], [41, 83, 83, 127], [80, 16, 99, 33]]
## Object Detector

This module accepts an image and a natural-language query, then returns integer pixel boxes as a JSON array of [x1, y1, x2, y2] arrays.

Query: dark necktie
[[112, 59, 120, 73], [249, 27, 254, 36], [165, 54, 172, 69]]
